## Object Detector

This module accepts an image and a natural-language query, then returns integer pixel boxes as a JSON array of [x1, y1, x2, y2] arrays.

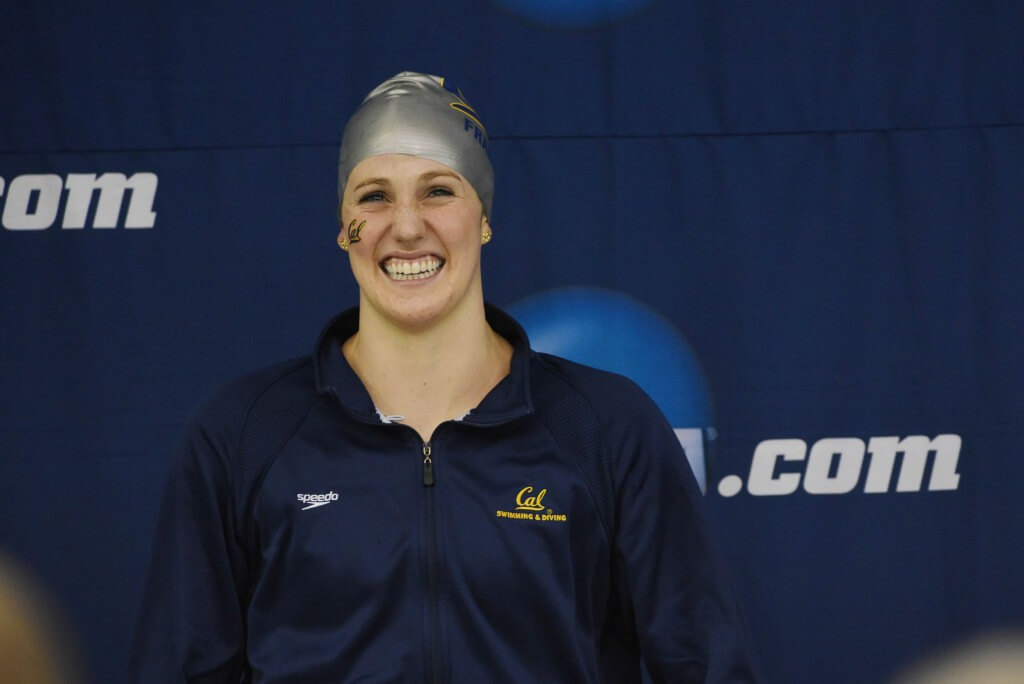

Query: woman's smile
[[381, 255, 445, 281]]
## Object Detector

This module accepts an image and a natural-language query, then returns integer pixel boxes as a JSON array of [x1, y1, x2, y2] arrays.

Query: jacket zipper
[[422, 441, 434, 486], [422, 439, 443, 683], [325, 401, 531, 681]]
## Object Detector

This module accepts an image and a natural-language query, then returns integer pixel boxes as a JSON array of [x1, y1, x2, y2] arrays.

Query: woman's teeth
[[383, 257, 443, 281]]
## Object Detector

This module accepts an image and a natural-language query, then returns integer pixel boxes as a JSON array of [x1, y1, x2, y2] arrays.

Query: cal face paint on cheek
[[347, 219, 365, 245]]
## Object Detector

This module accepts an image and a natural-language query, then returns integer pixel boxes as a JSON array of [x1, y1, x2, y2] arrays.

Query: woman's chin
[[358, 265, 482, 332], [371, 295, 453, 332]]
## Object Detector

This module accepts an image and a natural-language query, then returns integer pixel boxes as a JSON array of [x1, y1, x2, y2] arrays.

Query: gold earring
[[337, 234, 348, 251], [481, 228, 492, 245]]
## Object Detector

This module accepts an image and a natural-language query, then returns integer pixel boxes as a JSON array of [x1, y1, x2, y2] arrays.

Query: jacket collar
[[313, 303, 534, 425]]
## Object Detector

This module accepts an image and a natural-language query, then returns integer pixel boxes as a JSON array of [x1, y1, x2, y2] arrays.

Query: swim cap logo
[[496, 485, 568, 523], [450, 89, 488, 150]]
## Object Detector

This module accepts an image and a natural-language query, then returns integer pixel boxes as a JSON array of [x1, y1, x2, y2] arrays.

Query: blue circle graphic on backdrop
[[490, 0, 657, 28], [508, 287, 712, 492]]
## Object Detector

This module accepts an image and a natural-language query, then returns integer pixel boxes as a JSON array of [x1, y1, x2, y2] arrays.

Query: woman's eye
[[359, 191, 385, 203], [427, 186, 454, 197]]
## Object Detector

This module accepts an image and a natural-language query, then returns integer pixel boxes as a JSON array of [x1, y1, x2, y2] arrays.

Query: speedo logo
[[1, 172, 157, 230], [297, 491, 339, 510], [496, 486, 567, 523], [717, 434, 961, 497]]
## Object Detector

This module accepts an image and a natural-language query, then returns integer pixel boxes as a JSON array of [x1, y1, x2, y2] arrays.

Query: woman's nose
[[391, 202, 425, 243]]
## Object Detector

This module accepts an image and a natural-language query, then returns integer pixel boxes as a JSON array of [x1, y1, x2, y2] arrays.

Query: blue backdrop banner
[[2, 2, 1022, 682]]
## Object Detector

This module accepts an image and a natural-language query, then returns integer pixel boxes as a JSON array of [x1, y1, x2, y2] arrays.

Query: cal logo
[[515, 486, 546, 511], [496, 486, 568, 523]]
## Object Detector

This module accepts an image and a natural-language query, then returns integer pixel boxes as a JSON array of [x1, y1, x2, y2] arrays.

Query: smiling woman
[[341, 156, 488, 328], [339, 152, 508, 438], [333, 73, 508, 440], [129, 72, 754, 683]]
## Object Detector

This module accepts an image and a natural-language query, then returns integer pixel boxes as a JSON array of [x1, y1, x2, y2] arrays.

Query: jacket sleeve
[[604, 381, 756, 683], [128, 395, 251, 683]]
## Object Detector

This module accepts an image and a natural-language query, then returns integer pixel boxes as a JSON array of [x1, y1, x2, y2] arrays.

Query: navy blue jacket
[[130, 305, 753, 683]]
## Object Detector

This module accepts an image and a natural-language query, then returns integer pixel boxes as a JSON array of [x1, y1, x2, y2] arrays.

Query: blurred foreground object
[[0, 553, 82, 684], [892, 631, 1024, 684]]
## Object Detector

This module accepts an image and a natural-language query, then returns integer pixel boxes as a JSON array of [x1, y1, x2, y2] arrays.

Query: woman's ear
[[337, 207, 349, 251]]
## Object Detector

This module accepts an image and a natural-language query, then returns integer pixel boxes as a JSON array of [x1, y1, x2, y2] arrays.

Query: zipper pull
[[422, 442, 434, 486]]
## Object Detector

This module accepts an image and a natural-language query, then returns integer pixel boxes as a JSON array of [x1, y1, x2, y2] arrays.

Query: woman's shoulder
[[528, 351, 664, 426], [185, 355, 318, 440]]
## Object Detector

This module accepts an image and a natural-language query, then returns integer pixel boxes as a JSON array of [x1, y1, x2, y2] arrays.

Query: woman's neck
[[342, 298, 512, 441]]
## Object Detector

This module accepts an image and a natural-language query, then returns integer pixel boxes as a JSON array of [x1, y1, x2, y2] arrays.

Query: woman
[[131, 72, 753, 683]]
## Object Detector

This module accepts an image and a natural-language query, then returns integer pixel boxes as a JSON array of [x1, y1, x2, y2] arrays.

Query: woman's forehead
[[348, 154, 465, 185]]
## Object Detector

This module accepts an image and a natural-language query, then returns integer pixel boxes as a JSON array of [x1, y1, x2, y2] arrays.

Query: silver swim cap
[[338, 72, 494, 217]]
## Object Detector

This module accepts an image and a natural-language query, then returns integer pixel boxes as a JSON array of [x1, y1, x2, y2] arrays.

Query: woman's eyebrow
[[420, 171, 461, 183], [352, 177, 389, 191]]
